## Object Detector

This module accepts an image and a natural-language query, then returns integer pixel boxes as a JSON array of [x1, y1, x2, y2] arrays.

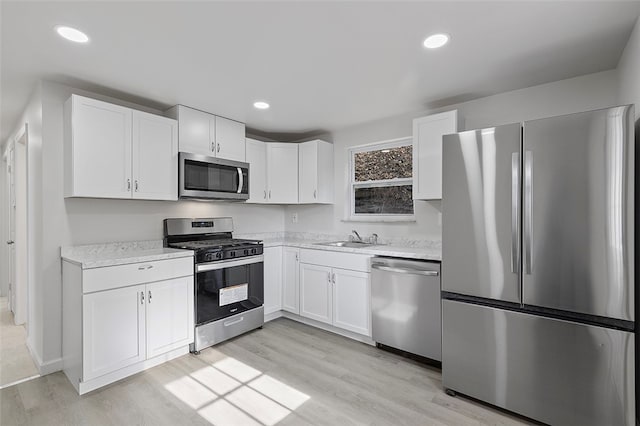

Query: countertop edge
[[262, 240, 441, 261], [61, 249, 194, 269]]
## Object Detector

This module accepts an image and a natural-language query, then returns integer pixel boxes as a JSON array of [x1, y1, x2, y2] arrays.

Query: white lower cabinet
[[298, 249, 371, 337], [63, 256, 194, 395], [263, 246, 283, 316], [299, 264, 332, 324], [83, 284, 146, 381], [282, 247, 300, 314], [332, 269, 370, 335], [145, 277, 194, 358]]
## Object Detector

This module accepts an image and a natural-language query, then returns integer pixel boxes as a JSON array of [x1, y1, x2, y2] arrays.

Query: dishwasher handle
[[371, 264, 439, 277]]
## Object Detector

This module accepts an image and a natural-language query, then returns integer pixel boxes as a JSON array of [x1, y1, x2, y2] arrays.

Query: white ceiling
[[2, 1, 640, 142]]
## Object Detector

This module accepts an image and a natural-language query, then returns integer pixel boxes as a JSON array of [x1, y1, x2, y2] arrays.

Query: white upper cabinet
[[132, 111, 178, 201], [266, 143, 299, 203], [168, 105, 214, 156], [412, 110, 458, 200], [65, 95, 133, 199], [166, 105, 246, 161], [215, 116, 246, 162], [298, 140, 333, 204], [246, 138, 268, 203], [65, 95, 177, 201]]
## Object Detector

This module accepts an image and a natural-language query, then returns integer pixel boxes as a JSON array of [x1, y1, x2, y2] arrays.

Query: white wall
[[33, 81, 286, 368], [617, 16, 640, 119], [285, 70, 620, 242]]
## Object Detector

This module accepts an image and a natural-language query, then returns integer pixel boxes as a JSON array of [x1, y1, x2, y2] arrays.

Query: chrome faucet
[[370, 233, 378, 245], [351, 230, 363, 242]]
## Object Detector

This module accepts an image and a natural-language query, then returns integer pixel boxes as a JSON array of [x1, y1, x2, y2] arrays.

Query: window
[[348, 137, 414, 220]]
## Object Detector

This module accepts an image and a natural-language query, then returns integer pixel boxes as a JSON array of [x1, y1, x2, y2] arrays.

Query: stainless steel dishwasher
[[371, 257, 441, 361]]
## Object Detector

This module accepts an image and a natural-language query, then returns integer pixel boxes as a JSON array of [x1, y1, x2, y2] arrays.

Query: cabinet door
[[282, 247, 300, 314], [412, 110, 457, 200], [299, 263, 332, 324], [263, 247, 283, 316], [69, 95, 132, 198], [146, 277, 194, 359], [246, 138, 268, 203], [132, 111, 178, 201], [298, 141, 318, 203], [215, 116, 246, 162], [298, 140, 334, 204], [176, 106, 215, 156], [83, 284, 145, 381], [266, 143, 298, 203], [333, 269, 370, 336]]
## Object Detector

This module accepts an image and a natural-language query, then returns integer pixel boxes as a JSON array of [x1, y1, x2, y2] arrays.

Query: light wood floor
[[0, 297, 39, 388], [0, 318, 533, 425]]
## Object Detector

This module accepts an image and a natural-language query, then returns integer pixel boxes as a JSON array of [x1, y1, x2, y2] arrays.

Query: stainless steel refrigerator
[[441, 105, 636, 425]]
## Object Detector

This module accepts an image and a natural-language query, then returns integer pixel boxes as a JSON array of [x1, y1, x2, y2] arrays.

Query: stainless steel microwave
[[179, 152, 249, 200]]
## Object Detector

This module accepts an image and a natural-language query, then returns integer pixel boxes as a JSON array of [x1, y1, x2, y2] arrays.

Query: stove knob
[[230, 251, 235, 258], [217, 252, 222, 259], [244, 249, 249, 256], [251, 248, 256, 254]]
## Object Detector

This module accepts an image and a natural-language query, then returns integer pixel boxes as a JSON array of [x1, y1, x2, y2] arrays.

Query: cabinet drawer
[[83, 256, 193, 293], [299, 249, 371, 272]]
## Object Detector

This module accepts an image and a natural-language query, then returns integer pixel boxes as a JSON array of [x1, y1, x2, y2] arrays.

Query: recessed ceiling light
[[423, 33, 449, 49], [253, 101, 270, 110], [55, 26, 89, 43]]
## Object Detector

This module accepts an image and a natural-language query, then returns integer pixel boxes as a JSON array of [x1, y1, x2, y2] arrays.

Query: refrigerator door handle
[[511, 152, 520, 274], [524, 150, 533, 274]]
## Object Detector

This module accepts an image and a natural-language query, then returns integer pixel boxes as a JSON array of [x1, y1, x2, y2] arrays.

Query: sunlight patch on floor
[[165, 375, 216, 409], [164, 355, 310, 425]]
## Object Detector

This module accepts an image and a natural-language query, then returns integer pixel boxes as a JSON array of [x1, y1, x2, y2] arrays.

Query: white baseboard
[[26, 339, 62, 376], [264, 310, 284, 323], [278, 311, 375, 346]]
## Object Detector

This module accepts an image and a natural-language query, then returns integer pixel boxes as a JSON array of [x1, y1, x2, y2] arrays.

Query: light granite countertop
[[61, 240, 194, 269], [236, 232, 442, 261]]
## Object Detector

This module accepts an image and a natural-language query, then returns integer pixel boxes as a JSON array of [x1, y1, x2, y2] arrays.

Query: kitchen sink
[[315, 240, 382, 248]]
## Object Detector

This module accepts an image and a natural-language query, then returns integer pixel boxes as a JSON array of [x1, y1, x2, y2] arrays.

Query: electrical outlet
[[292, 213, 298, 223]]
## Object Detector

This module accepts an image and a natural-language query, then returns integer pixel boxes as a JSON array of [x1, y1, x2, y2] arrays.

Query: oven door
[[195, 256, 264, 326], [179, 152, 249, 200]]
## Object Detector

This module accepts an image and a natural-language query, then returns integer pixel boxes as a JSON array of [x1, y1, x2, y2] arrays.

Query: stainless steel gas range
[[163, 217, 264, 353]]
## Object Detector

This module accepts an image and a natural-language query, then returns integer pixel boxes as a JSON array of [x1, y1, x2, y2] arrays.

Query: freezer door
[[442, 123, 521, 303], [442, 300, 636, 426], [522, 105, 634, 321]]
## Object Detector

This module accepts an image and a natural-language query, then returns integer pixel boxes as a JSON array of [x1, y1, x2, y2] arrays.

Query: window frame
[[347, 137, 415, 222]]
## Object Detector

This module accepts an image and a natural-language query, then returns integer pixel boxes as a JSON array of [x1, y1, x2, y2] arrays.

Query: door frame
[[7, 124, 29, 326]]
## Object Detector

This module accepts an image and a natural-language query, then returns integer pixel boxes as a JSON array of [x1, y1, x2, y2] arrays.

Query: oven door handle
[[196, 255, 264, 272]]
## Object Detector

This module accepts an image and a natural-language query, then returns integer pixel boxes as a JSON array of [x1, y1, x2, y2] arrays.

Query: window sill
[[341, 216, 416, 223]]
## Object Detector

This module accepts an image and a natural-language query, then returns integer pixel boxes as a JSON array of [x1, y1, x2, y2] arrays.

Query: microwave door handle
[[237, 168, 243, 194]]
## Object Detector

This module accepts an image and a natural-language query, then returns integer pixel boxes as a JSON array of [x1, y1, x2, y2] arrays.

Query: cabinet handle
[[327, 273, 331, 284], [140, 291, 144, 305], [295, 253, 298, 261], [264, 190, 267, 200], [148, 290, 152, 303], [134, 180, 139, 192], [211, 142, 215, 152], [217, 143, 221, 153], [268, 190, 271, 199], [137, 265, 153, 270], [332, 273, 336, 284], [127, 179, 131, 191], [314, 189, 317, 199]]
